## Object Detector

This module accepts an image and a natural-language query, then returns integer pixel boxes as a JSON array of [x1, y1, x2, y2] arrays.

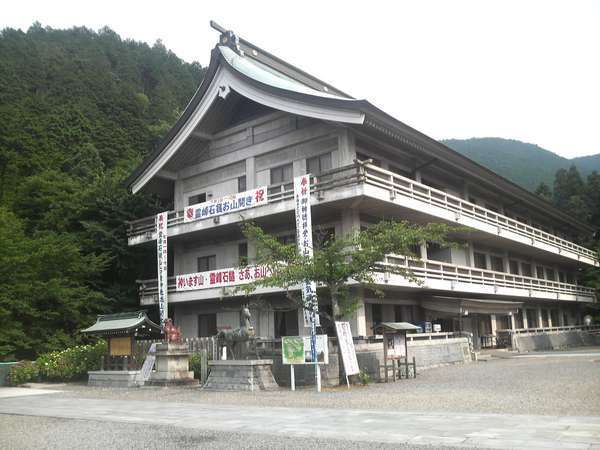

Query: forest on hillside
[[0, 24, 204, 359]]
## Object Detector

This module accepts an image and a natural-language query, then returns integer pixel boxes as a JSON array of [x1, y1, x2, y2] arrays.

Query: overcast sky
[[3, 0, 599, 158]]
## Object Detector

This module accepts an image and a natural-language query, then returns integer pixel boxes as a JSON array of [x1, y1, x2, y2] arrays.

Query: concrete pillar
[[337, 129, 356, 166], [414, 170, 422, 183], [350, 301, 367, 337], [467, 241, 475, 267], [420, 242, 428, 260], [297, 308, 307, 336], [490, 314, 498, 336], [245, 157, 256, 189], [537, 307, 544, 329], [522, 309, 529, 329], [547, 309, 553, 328], [340, 208, 360, 239], [558, 307, 565, 326], [509, 313, 516, 330]]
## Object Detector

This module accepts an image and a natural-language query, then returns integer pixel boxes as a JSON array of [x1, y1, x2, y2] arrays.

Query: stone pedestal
[[147, 342, 197, 386], [203, 360, 279, 391], [88, 370, 142, 388]]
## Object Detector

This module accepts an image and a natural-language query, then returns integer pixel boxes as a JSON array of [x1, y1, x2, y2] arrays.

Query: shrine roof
[[81, 311, 161, 336]]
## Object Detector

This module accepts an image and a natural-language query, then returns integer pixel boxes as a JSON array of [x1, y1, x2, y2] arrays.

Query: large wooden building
[[125, 25, 597, 348]]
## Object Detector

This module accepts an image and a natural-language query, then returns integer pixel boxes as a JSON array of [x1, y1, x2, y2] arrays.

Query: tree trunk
[[330, 295, 346, 385]]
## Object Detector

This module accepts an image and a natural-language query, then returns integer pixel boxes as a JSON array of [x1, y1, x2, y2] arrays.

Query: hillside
[[442, 138, 600, 191], [0, 24, 204, 358]]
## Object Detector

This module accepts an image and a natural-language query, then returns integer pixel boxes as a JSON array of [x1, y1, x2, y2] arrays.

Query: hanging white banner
[[293, 174, 320, 327], [156, 212, 169, 327], [175, 265, 273, 291], [184, 186, 268, 223]]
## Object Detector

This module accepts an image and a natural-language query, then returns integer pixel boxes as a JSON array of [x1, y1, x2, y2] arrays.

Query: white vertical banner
[[156, 211, 169, 327], [293, 175, 320, 328], [335, 321, 360, 376]]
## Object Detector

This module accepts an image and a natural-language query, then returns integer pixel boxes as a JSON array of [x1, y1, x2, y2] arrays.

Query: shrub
[[358, 369, 371, 386], [36, 340, 107, 381], [7, 361, 39, 386]]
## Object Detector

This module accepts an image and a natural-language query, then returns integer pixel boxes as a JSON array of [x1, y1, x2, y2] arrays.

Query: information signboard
[[281, 335, 329, 365], [335, 321, 360, 376]]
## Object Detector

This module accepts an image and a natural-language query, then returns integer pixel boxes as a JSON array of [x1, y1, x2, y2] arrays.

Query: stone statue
[[216, 305, 256, 359]]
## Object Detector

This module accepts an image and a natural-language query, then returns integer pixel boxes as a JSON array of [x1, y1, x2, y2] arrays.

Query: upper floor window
[[521, 263, 532, 278], [490, 255, 504, 272], [238, 242, 248, 267], [509, 260, 520, 275], [307, 153, 332, 175], [473, 252, 487, 270], [238, 176, 247, 193], [270, 163, 293, 185], [197, 255, 216, 272], [536, 265, 544, 279], [188, 192, 206, 205], [545, 267, 556, 281]]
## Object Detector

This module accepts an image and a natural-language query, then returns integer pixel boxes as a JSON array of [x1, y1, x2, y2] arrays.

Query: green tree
[[240, 220, 456, 324], [534, 182, 552, 202]]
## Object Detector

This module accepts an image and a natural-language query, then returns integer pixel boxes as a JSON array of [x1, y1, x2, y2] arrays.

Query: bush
[[7, 340, 108, 385], [36, 340, 107, 381], [189, 353, 202, 379], [358, 369, 371, 386], [7, 361, 39, 386]]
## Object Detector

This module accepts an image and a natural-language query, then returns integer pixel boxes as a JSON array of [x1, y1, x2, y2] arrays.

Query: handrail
[[126, 161, 598, 265], [137, 257, 595, 301], [501, 324, 600, 335], [380, 255, 595, 297]]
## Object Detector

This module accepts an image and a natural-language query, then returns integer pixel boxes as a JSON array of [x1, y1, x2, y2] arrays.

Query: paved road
[[1, 392, 599, 449]]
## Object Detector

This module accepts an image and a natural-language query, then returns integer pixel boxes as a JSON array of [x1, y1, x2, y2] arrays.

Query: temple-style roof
[[125, 21, 594, 234], [372, 322, 422, 334], [81, 311, 162, 337]]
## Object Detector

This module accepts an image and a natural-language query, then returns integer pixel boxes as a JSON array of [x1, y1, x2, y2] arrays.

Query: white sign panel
[[293, 175, 319, 327], [176, 265, 273, 291], [138, 343, 157, 382], [156, 212, 168, 327], [335, 321, 360, 376], [184, 186, 268, 223]]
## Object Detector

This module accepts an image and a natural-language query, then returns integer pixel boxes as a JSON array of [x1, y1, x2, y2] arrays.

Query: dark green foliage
[[443, 138, 600, 192], [0, 24, 204, 360]]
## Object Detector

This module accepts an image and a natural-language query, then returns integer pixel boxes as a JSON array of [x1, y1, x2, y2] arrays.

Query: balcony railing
[[380, 255, 595, 299], [127, 161, 598, 266], [137, 257, 595, 304]]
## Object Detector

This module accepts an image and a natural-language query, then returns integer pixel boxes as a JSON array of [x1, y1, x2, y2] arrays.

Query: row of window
[[472, 251, 574, 283]]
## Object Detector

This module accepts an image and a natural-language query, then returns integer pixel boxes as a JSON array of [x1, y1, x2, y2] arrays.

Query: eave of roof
[[125, 29, 594, 235], [81, 311, 161, 335]]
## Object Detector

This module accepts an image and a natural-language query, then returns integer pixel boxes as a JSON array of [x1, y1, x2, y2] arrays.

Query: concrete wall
[[512, 330, 600, 352], [265, 337, 471, 387]]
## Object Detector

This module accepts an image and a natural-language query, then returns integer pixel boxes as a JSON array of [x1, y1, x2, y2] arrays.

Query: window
[[238, 242, 248, 267], [509, 260, 520, 275], [277, 234, 296, 245], [198, 314, 217, 337], [313, 227, 335, 249], [473, 252, 487, 269], [389, 165, 412, 179], [545, 267, 556, 281], [521, 263, 532, 277], [469, 196, 478, 205], [188, 192, 206, 205], [270, 163, 293, 185], [536, 265, 545, 279], [307, 153, 332, 175], [485, 203, 499, 213], [427, 242, 451, 263], [197, 255, 216, 272], [371, 304, 383, 327], [490, 256, 504, 272], [558, 271, 566, 283], [238, 176, 247, 193], [526, 309, 538, 328], [274, 310, 299, 338]]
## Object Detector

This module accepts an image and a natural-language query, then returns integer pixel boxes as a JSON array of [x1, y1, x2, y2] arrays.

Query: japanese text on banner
[[156, 212, 169, 327], [293, 175, 320, 327], [184, 187, 267, 223]]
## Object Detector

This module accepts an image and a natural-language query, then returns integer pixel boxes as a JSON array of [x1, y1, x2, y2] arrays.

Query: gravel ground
[[43, 352, 600, 416], [0, 415, 457, 450]]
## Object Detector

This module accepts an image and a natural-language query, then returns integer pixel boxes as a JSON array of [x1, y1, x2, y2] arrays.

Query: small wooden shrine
[[82, 311, 162, 372], [372, 322, 420, 382]]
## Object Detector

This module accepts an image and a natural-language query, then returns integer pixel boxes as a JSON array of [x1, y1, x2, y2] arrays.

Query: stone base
[[148, 342, 197, 387], [203, 360, 279, 391], [88, 370, 142, 388]]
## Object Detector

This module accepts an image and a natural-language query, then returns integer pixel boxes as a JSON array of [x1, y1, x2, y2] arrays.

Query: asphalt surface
[[1, 349, 599, 449]]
